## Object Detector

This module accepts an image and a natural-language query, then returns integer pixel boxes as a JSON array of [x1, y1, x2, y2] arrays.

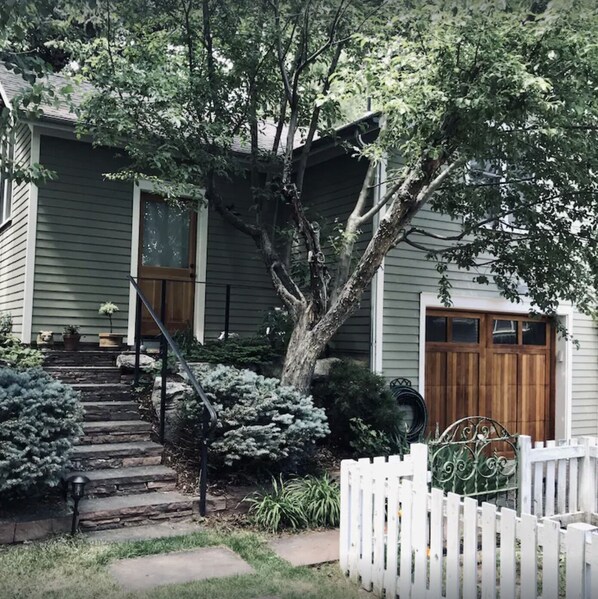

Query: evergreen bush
[[311, 359, 405, 452], [0, 367, 83, 496], [177, 364, 329, 473], [173, 332, 281, 372]]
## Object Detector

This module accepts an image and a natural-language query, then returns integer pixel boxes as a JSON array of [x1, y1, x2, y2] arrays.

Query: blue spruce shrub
[[178, 365, 329, 473], [0, 367, 83, 496]]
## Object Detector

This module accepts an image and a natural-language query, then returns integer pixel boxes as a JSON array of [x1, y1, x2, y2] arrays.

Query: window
[[0, 132, 14, 225], [452, 317, 480, 344], [426, 316, 447, 342], [523, 321, 547, 346], [492, 319, 518, 345]]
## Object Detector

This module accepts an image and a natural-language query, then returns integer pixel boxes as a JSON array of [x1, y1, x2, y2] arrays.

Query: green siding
[[32, 136, 133, 338], [571, 313, 598, 437], [381, 155, 598, 438], [0, 123, 31, 335], [32, 135, 278, 342], [301, 153, 372, 359], [203, 174, 279, 339]]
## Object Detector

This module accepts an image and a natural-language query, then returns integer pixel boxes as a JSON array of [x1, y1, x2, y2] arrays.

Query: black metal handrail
[[129, 275, 217, 516]]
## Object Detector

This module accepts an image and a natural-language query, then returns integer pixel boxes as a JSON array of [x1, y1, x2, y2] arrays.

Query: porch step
[[71, 383, 132, 402], [72, 442, 163, 470], [46, 366, 123, 384], [83, 401, 139, 422], [43, 348, 120, 367], [77, 421, 152, 445], [70, 465, 177, 497], [78, 491, 198, 531]]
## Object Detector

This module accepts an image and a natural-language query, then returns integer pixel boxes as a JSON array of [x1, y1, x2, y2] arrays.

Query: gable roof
[[0, 64, 377, 154], [0, 63, 93, 125]]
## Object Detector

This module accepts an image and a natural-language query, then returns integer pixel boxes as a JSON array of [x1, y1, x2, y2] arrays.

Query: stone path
[[268, 529, 339, 566], [108, 528, 340, 591], [109, 546, 254, 591]]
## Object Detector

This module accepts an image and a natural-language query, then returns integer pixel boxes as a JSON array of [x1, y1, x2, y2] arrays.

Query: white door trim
[[126, 181, 208, 345], [418, 292, 573, 439], [21, 126, 41, 343]]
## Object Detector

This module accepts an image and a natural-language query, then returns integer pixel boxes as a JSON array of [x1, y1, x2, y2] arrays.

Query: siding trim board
[[20, 126, 38, 342], [417, 292, 573, 440], [126, 180, 208, 345], [370, 157, 387, 373]]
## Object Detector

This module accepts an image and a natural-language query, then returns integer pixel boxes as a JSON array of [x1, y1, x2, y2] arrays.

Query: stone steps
[[46, 365, 123, 384], [41, 348, 198, 534], [78, 491, 198, 531], [70, 465, 177, 497], [72, 441, 163, 470], [83, 401, 140, 422], [77, 421, 152, 445], [43, 348, 121, 367], [71, 383, 132, 402]]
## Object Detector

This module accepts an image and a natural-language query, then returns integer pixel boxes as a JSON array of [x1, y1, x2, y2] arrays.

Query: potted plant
[[98, 302, 123, 348], [62, 325, 81, 351]]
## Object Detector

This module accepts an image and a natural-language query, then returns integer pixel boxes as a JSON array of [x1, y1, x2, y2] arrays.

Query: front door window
[[142, 201, 191, 268]]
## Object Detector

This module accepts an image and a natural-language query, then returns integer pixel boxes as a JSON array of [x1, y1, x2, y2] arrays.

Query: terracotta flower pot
[[63, 334, 81, 351], [99, 333, 124, 348]]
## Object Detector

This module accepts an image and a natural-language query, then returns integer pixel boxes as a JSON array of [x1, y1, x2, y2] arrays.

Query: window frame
[[0, 130, 15, 228]]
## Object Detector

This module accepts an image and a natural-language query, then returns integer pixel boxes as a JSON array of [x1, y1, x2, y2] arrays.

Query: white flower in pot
[[98, 302, 123, 348]]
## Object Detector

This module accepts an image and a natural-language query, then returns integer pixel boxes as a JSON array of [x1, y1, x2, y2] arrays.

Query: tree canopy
[[4, 0, 598, 388]]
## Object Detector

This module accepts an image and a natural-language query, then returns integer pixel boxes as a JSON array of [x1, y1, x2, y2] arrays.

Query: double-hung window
[[0, 130, 14, 226]]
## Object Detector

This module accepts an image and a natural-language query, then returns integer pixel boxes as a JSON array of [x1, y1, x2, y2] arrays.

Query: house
[[1, 65, 597, 444]]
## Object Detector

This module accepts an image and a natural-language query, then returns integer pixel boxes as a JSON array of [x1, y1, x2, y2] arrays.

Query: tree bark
[[280, 306, 328, 392]]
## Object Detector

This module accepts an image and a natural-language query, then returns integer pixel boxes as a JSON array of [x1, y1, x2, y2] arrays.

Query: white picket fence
[[519, 436, 598, 520], [340, 443, 598, 599]]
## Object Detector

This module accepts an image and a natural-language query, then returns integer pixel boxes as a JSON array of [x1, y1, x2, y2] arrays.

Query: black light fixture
[[65, 474, 90, 535]]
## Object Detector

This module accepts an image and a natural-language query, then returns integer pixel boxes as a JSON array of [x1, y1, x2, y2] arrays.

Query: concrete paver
[[268, 529, 339, 566], [109, 546, 254, 590], [87, 520, 202, 543]]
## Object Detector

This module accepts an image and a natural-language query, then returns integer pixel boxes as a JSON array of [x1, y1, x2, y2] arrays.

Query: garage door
[[424, 309, 554, 442]]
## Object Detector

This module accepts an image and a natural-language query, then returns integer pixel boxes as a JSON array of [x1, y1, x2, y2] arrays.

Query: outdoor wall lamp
[[65, 474, 90, 535]]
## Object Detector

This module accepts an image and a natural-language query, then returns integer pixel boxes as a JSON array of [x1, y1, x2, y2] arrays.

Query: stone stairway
[[44, 348, 198, 532]]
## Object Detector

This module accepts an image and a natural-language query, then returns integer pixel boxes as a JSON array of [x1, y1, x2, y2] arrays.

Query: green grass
[[0, 528, 360, 599]]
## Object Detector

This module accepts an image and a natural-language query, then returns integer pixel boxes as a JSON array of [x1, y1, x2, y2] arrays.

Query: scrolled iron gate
[[429, 416, 519, 507]]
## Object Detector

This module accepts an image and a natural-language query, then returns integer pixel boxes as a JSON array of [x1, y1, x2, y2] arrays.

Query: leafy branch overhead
[[4, 0, 598, 389]]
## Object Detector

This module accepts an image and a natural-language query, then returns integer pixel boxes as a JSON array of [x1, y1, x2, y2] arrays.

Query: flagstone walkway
[[108, 529, 340, 591]]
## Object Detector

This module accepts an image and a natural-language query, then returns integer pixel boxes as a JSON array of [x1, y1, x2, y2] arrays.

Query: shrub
[[173, 332, 281, 372], [291, 474, 340, 528], [246, 476, 307, 532], [311, 359, 404, 451], [0, 367, 83, 496], [0, 312, 43, 369], [177, 364, 329, 473], [349, 417, 409, 458], [247, 474, 340, 532]]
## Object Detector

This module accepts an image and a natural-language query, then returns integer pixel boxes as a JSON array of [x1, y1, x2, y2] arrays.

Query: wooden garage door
[[425, 310, 554, 442]]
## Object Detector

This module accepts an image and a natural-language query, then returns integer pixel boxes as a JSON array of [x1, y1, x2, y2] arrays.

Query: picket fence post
[[566, 523, 598, 599], [580, 437, 597, 515], [518, 435, 532, 515]]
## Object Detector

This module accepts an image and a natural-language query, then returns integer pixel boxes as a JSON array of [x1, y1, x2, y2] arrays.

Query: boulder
[[151, 378, 193, 443], [117, 353, 157, 372], [313, 357, 342, 380]]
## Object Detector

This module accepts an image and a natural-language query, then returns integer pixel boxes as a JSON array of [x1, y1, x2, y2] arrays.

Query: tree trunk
[[280, 309, 328, 393]]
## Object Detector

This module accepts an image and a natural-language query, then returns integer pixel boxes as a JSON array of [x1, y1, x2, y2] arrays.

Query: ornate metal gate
[[429, 417, 519, 506]]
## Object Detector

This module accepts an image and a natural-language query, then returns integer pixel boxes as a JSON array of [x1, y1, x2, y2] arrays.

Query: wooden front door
[[138, 193, 197, 335], [425, 310, 554, 442]]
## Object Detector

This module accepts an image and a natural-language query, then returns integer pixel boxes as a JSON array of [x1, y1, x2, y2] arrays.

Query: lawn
[[0, 527, 361, 599]]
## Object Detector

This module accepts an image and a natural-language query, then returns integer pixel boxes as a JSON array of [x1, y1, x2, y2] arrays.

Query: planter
[[99, 333, 124, 348], [63, 334, 81, 351]]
